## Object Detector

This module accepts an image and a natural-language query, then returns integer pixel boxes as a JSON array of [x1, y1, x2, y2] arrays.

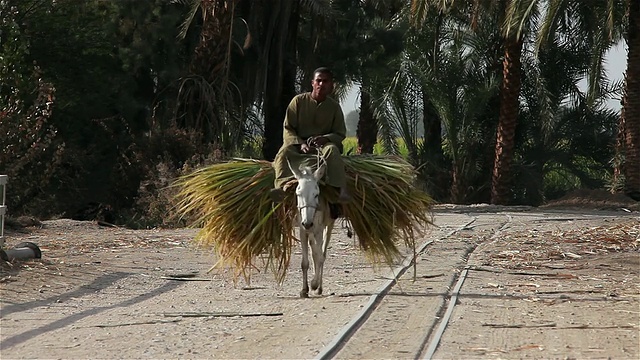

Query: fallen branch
[[482, 323, 637, 330], [469, 266, 576, 278], [164, 273, 199, 278], [482, 322, 557, 328], [557, 324, 638, 330], [336, 292, 376, 298], [536, 289, 603, 294], [161, 276, 213, 281], [421, 273, 445, 278], [94, 319, 182, 327], [162, 311, 283, 318]]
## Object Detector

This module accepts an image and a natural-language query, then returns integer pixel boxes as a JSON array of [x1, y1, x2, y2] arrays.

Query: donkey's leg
[[314, 219, 335, 295], [322, 219, 335, 258], [300, 231, 310, 298], [310, 226, 326, 295]]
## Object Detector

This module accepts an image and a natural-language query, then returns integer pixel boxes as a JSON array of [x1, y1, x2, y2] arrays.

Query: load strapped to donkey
[[174, 154, 434, 285]]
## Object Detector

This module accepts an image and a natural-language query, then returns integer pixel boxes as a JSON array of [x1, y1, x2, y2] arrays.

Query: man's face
[[311, 72, 333, 100]]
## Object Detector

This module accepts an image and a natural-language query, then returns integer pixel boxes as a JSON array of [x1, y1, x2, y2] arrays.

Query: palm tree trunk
[[613, 102, 625, 193], [491, 37, 523, 205], [421, 12, 448, 201], [422, 89, 447, 200], [190, 0, 233, 79], [356, 90, 378, 154], [623, 0, 640, 200], [450, 165, 463, 203], [262, 0, 298, 161], [178, 0, 236, 147]]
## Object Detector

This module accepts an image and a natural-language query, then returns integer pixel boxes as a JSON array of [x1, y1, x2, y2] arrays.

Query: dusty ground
[[0, 194, 638, 359]]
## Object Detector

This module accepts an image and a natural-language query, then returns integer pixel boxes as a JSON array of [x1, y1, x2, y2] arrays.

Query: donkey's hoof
[[310, 279, 319, 291], [300, 291, 309, 298], [317, 287, 323, 296]]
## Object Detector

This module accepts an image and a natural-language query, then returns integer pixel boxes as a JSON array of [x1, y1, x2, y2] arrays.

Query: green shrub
[[342, 137, 409, 159]]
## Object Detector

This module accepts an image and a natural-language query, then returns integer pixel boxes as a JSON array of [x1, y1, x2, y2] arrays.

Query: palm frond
[[177, 0, 200, 40], [300, 0, 335, 17], [536, 0, 568, 51], [173, 156, 434, 282]]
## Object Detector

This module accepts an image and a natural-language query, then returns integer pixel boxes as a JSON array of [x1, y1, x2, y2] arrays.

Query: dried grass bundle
[[174, 155, 433, 282]]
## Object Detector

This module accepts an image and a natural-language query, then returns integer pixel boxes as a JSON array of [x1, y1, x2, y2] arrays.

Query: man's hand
[[300, 143, 313, 153], [309, 136, 329, 147]]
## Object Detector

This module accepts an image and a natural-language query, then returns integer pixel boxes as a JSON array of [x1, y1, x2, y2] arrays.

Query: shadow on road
[[1, 276, 184, 350]]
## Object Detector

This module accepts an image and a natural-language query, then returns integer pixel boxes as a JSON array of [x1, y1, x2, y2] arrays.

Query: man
[[270, 67, 351, 203]]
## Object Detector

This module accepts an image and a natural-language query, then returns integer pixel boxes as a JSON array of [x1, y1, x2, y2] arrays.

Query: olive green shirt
[[283, 93, 346, 147]]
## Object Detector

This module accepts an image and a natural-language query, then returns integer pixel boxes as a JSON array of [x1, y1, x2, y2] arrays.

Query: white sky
[[341, 40, 627, 113], [342, 85, 360, 114], [603, 40, 627, 110]]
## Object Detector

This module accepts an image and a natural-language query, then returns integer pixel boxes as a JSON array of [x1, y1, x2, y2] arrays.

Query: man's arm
[[283, 96, 303, 146], [323, 104, 346, 145]]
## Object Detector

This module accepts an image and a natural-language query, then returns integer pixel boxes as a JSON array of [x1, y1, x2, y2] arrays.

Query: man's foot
[[328, 203, 343, 219], [337, 188, 352, 204], [269, 188, 286, 203]]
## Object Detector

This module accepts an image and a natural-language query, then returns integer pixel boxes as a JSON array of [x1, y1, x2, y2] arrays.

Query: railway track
[[316, 213, 514, 360]]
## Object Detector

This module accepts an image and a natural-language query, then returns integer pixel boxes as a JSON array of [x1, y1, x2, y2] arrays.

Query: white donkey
[[288, 162, 335, 298]]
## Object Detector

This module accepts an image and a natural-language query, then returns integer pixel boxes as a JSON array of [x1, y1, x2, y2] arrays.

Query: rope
[[303, 139, 356, 238], [341, 218, 353, 238], [306, 138, 327, 171]]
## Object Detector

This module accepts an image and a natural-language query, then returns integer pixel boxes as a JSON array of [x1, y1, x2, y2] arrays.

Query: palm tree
[[409, 0, 535, 204], [176, 0, 245, 151], [622, 0, 640, 199], [490, 0, 625, 204], [177, 0, 343, 161], [538, 1, 626, 102], [356, 91, 378, 154], [337, 1, 405, 154], [260, 0, 300, 161], [489, 0, 538, 205], [537, 0, 635, 199], [368, 3, 502, 202], [407, 3, 451, 199], [516, 36, 619, 204], [426, 42, 499, 202]]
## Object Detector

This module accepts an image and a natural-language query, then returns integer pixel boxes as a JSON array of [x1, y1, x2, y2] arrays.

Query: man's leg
[[321, 144, 351, 203], [271, 145, 307, 202], [273, 146, 291, 189], [271, 146, 291, 202]]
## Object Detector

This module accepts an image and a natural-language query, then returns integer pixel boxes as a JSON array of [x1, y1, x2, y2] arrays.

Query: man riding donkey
[[270, 67, 352, 205]]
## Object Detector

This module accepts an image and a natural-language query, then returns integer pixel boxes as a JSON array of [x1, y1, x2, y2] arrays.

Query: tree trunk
[[491, 37, 523, 205], [356, 90, 378, 154], [190, 0, 232, 78], [613, 98, 625, 193], [422, 89, 447, 201], [450, 165, 463, 203], [182, 0, 235, 144], [623, 0, 640, 200], [262, 0, 298, 161]]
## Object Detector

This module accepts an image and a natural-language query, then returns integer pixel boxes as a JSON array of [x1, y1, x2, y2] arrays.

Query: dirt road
[[1, 205, 638, 359]]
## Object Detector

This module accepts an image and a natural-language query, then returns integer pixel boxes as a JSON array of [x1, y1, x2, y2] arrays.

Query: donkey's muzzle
[[302, 221, 314, 229]]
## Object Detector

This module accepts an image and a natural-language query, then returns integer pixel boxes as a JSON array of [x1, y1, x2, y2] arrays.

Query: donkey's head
[[288, 161, 326, 230]]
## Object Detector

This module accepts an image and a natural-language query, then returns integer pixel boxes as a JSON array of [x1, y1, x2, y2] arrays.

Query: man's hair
[[313, 67, 334, 80]]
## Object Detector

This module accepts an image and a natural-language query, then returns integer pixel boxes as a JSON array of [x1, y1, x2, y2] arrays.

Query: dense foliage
[[0, 0, 636, 227]]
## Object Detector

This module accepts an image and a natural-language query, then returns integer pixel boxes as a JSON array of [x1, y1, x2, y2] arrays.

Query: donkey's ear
[[287, 158, 302, 179], [313, 164, 326, 182]]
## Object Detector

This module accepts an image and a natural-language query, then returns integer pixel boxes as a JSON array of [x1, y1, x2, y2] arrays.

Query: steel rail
[[316, 218, 478, 360], [421, 267, 469, 360], [419, 215, 513, 359]]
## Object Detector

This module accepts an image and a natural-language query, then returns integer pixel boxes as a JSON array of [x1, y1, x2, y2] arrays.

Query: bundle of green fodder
[[173, 155, 433, 282]]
